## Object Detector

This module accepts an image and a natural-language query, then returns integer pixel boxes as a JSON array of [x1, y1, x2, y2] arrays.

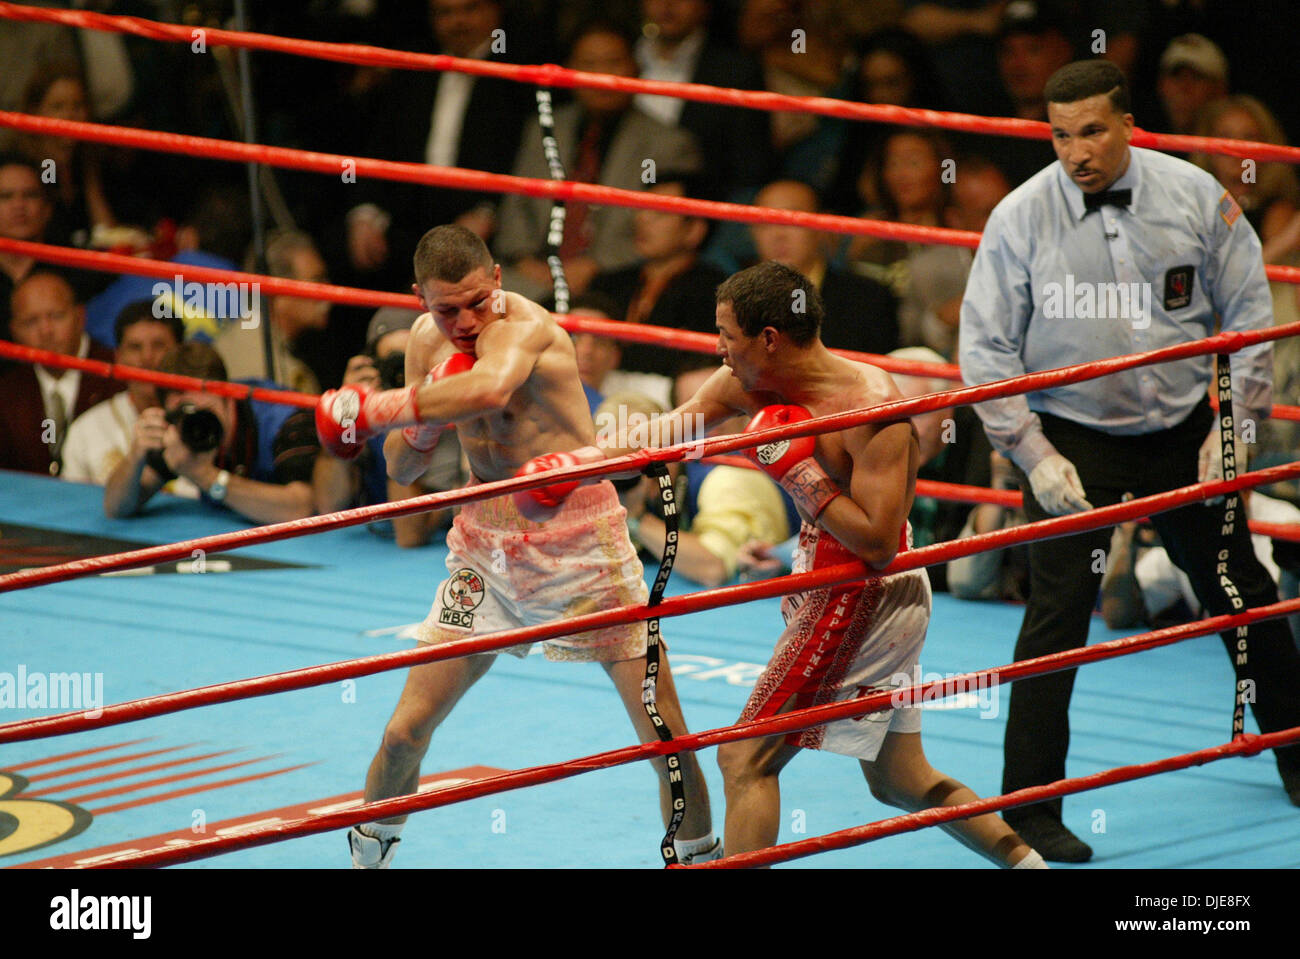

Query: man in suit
[[589, 173, 726, 377], [635, 0, 770, 202], [343, 0, 538, 293], [494, 20, 702, 301], [0, 271, 122, 476], [750, 180, 899, 356]]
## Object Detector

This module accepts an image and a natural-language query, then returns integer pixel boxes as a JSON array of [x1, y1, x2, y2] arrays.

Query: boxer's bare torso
[[407, 271, 595, 482], [679, 354, 920, 516]]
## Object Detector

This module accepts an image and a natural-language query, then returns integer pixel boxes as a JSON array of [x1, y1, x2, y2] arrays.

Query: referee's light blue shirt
[[958, 145, 1274, 474]]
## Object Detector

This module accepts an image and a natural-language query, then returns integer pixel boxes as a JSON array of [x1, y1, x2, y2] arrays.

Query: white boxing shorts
[[416, 480, 649, 662], [739, 522, 930, 761]]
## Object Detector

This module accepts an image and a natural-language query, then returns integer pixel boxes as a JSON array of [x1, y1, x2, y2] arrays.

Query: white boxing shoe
[[678, 837, 722, 865], [349, 826, 400, 869]]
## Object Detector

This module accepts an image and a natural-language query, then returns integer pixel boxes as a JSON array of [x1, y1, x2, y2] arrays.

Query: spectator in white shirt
[[61, 300, 194, 497]]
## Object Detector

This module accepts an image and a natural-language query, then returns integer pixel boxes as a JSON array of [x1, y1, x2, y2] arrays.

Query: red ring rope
[[0, 236, 414, 311], [2, 322, 1297, 594], [4, 237, 1298, 419], [691, 727, 1300, 869], [64, 596, 1300, 867], [0, 111, 983, 251], [6, 233, 1299, 421], [695, 460, 1300, 540], [1, 1, 1297, 165], [9, 109, 1300, 283], [910, 480, 1300, 541], [4, 462, 1297, 746], [0, 340, 318, 408], [0, 236, 962, 381]]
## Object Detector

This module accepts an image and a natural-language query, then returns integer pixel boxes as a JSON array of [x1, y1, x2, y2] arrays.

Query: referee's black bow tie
[[1083, 188, 1131, 212]]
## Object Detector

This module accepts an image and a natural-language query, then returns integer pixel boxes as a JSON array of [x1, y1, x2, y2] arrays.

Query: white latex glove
[[1028, 453, 1093, 515], [1197, 427, 1249, 484]]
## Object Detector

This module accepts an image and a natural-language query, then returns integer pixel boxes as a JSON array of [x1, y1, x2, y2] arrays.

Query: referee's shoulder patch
[[1218, 190, 1242, 228]]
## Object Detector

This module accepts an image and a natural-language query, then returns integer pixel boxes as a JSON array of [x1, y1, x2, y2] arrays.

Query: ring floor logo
[[7, 739, 504, 867], [1, 738, 311, 862], [0, 769, 93, 857]]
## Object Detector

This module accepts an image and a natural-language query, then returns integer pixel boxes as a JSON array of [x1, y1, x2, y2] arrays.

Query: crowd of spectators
[[3, 0, 1299, 599]]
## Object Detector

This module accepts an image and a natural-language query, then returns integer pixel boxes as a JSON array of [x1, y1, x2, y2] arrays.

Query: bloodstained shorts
[[739, 523, 930, 761], [415, 480, 649, 662]]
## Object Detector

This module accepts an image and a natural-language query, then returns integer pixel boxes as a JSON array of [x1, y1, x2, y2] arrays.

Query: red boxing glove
[[512, 445, 605, 520], [744, 405, 841, 521], [402, 351, 476, 452], [316, 382, 420, 460], [431, 351, 476, 379]]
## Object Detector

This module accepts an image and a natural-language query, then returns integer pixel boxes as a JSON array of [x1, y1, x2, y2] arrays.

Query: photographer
[[64, 300, 190, 492], [312, 307, 462, 547], [104, 341, 318, 523]]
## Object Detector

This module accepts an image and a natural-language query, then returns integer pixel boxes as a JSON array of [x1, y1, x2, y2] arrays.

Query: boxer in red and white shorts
[[315, 225, 716, 867], [741, 523, 929, 760], [625, 261, 1046, 867]]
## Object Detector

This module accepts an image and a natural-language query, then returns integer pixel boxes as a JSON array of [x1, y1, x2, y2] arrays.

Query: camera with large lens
[[165, 403, 224, 453], [375, 351, 406, 390]]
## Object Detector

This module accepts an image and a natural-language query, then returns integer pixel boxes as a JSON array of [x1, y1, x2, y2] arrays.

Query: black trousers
[[1002, 399, 1300, 824]]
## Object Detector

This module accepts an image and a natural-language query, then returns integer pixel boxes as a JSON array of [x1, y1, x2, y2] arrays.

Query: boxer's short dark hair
[[716, 261, 823, 346], [1045, 59, 1131, 114], [413, 224, 495, 285]]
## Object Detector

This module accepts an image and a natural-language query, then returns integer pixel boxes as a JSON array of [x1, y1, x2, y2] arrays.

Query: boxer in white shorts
[[609, 262, 1046, 867], [316, 225, 717, 867], [418, 481, 649, 663]]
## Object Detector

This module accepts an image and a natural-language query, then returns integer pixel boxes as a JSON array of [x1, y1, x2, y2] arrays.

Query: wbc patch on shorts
[[439, 567, 485, 629], [1163, 265, 1195, 311]]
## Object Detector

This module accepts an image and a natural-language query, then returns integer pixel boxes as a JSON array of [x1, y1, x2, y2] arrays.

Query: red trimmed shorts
[[739, 523, 929, 761]]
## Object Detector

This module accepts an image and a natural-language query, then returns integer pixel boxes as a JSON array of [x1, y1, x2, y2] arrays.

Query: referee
[[959, 59, 1300, 862]]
